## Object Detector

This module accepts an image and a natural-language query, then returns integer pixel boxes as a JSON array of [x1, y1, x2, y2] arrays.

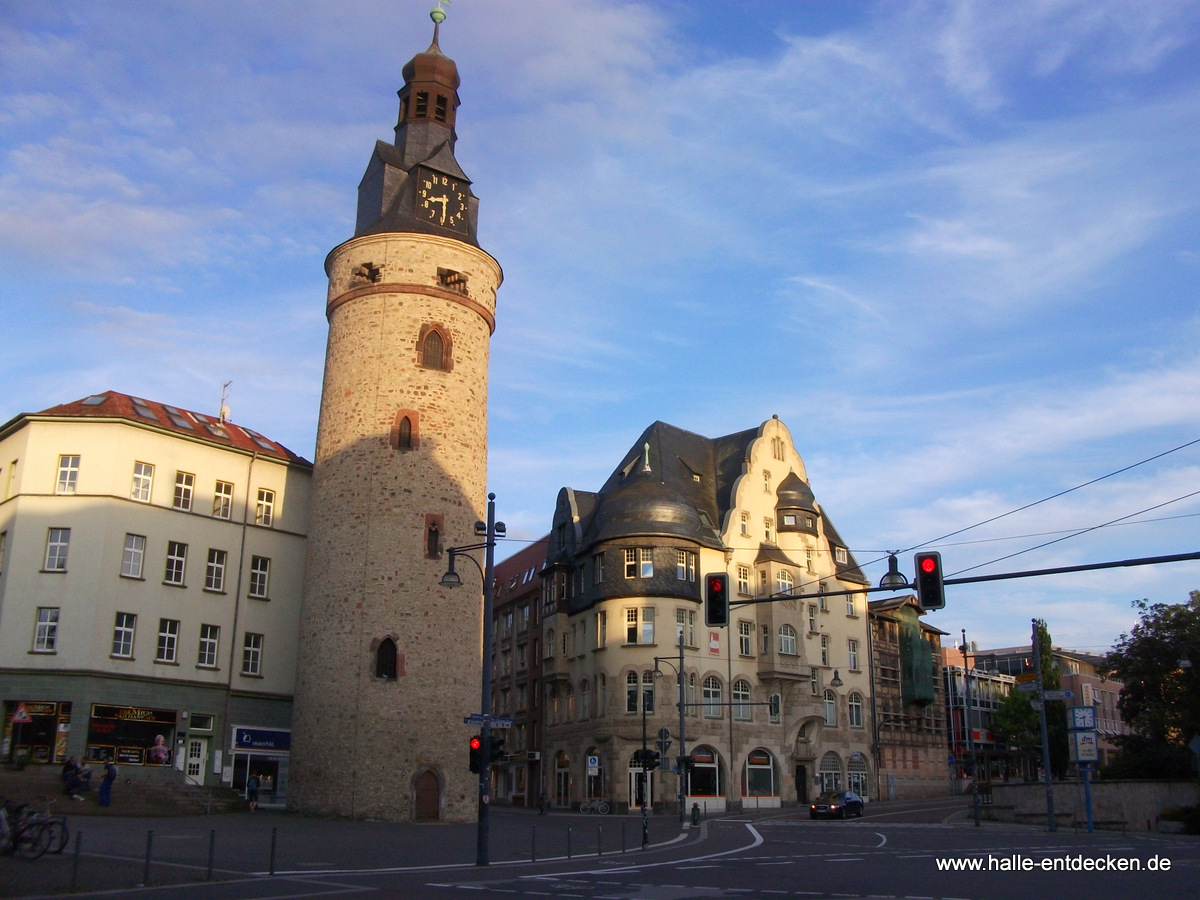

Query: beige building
[[289, 12, 503, 823], [538, 416, 873, 813], [0, 391, 310, 801]]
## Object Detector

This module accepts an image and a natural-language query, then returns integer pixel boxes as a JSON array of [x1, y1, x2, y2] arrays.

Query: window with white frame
[[740, 512, 749, 535], [626, 607, 654, 644], [112, 612, 136, 658], [738, 620, 753, 656], [763, 517, 773, 542], [34, 607, 59, 652], [642, 671, 655, 714], [737, 564, 751, 595], [733, 679, 751, 720], [823, 689, 837, 725], [819, 752, 842, 792], [763, 470, 771, 492], [56, 455, 80, 494], [820, 634, 829, 666], [848, 692, 864, 727], [623, 548, 636, 578], [212, 480, 233, 519], [836, 547, 849, 565], [173, 471, 194, 511], [625, 671, 639, 713], [761, 624, 770, 654], [197, 624, 219, 668], [595, 610, 606, 648], [810, 668, 820, 695], [164, 541, 187, 585], [249, 556, 270, 598], [676, 549, 696, 581], [131, 461, 154, 502], [848, 638, 860, 670], [818, 591, 827, 611], [121, 534, 146, 578], [156, 618, 180, 663], [676, 608, 695, 647], [44, 528, 70, 571], [593, 552, 604, 583], [779, 624, 797, 655], [640, 548, 653, 578], [255, 488, 275, 526], [776, 569, 793, 594], [242, 632, 263, 675], [846, 595, 856, 616], [808, 603, 817, 633], [703, 676, 723, 718], [205, 549, 227, 592]]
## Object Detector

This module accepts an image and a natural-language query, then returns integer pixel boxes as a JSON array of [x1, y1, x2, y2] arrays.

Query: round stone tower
[[290, 8, 502, 822]]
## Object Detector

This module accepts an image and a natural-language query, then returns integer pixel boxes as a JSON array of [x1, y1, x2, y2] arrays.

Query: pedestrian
[[246, 773, 260, 812], [98, 757, 118, 807]]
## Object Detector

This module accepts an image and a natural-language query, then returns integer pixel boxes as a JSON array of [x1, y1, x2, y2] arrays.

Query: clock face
[[416, 169, 468, 233]]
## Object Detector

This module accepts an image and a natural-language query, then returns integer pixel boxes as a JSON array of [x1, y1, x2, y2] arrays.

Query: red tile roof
[[11, 391, 311, 466]]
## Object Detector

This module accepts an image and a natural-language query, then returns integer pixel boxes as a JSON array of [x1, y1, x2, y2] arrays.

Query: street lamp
[[654, 630, 688, 823], [878, 554, 911, 591], [439, 493, 505, 867], [961, 629, 980, 827], [829, 670, 844, 688]]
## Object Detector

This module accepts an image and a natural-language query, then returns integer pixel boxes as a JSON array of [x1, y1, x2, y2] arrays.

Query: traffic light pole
[[640, 685, 650, 850]]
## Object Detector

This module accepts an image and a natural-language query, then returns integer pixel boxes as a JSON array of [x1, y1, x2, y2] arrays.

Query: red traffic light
[[469, 736, 482, 750], [920, 556, 937, 574]]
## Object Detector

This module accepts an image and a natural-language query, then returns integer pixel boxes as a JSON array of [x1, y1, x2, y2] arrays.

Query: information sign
[[1016, 682, 1039, 694], [1043, 690, 1073, 701]]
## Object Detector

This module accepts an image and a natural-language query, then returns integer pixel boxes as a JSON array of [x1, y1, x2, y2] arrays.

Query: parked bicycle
[[578, 797, 610, 814], [0, 799, 53, 859], [28, 796, 69, 854]]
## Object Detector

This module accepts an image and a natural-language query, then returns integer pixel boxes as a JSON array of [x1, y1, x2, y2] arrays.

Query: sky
[[2, 0, 1199, 654]]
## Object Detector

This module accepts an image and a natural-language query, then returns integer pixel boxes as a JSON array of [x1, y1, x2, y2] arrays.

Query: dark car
[[809, 789, 864, 819]]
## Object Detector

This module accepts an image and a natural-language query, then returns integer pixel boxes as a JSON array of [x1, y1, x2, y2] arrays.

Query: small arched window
[[427, 522, 440, 558], [376, 637, 398, 680], [397, 416, 413, 450], [423, 330, 445, 370], [824, 689, 837, 726]]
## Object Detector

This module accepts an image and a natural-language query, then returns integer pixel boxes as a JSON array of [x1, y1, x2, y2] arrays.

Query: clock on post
[[415, 166, 469, 234]]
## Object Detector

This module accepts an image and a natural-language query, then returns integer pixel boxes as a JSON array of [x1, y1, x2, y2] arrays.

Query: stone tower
[[290, 8, 502, 822]]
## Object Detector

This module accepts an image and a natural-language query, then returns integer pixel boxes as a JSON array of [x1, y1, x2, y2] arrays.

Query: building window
[[255, 489, 275, 527], [737, 565, 751, 595], [769, 692, 782, 725], [642, 671, 655, 714], [686, 673, 696, 715], [776, 569, 793, 594], [807, 549, 816, 574], [34, 607, 59, 652], [212, 481, 233, 519], [131, 462, 154, 502], [422, 329, 446, 370], [56, 455, 80, 494], [820, 634, 829, 666], [676, 608, 695, 647], [0, 530, 6, 576], [593, 552, 605, 583], [156, 618, 179, 663], [738, 620, 752, 656], [740, 513, 749, 536], [811, 669, 820, 696], [121, 534, 146, 578], [762, 624, 770, 654], [595, 610, 607, 648], [849, 692, 864, 728], [808, 604, 818, 633], [703, 676, 723, 718], [198, 624, 219, 668], [624, 548, 637, 578], [397, 415, 413, 450], [249, 556, 270, 599], [625, 607, 654, 644], [848, 639, 860, 671], [763, 517, 773, 543], [733, 679, 751, 720], [676, 549, 696, 582], [242, 633, 263, 676], [173, 472, 194, 511], [818, 591, 827, 611], [112, 612, 136, 658], [836, 547, 848, 565], [779, 624, 797, 655], [763, 470, 770, 492], [205, 549, 227, 592], [846, 596, 856, 617], [376, 637, 398, 680], [625, 671, 639, 713], [44, 528, 70, 571], [824, 689, 837, 726], [164, 541, 187, 585], [640, 548, 653, 578], [434, 93, 448, 121]]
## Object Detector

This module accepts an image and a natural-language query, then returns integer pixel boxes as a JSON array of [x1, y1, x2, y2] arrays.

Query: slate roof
[[1, 391, 311, 467]]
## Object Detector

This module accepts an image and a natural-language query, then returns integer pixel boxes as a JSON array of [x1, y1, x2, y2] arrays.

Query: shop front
[[86, 704, 177, 767], [3, 700, 72, 765], [228, 725, 290, 807]]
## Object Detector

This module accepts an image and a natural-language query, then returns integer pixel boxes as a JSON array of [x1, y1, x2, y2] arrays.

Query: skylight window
[[206, 423, 228, 438], [169, 415, 193, 430], [81, 394, 108, 406], [131, 398, 158, 421]]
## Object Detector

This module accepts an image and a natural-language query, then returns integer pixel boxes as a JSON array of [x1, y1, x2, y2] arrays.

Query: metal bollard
[[691, 802, 700, 826], [269, 827, 277, 876], [70, 831, 82, 892], [143, 829, 154, 886], [567, 824, 572, 858], [207, 829, 215, 881], [621, 821, 627, 853], [597, 824, 602, 856], [531, 824, 537, 862]]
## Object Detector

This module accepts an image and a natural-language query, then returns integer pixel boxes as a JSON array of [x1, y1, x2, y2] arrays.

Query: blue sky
[[2, 0, 1198, 653]]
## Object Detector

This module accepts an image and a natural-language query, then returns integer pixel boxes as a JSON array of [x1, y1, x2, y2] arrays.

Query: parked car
[[809, 790, 864, 819]]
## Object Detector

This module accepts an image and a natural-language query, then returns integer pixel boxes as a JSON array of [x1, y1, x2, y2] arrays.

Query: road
[[2, 798, 1196, 900]]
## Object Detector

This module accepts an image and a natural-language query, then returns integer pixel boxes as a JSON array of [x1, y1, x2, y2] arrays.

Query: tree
[[1104, 592, 1200, 753], [993, 688, 1040, 779], [1034, 618, 1071, 780]]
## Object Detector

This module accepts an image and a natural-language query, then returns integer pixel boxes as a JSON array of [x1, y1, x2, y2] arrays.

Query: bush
[[1159, 805, 1200, 834], [1100, 737, 1194, 780]]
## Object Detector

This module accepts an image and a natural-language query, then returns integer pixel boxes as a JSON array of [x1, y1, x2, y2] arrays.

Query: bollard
[[621, 821, 627, 853], [70, 831, 82, 892], [691, 802, 700, 826], [207, 829, 215, 881], [269, 827, 277, 876], [597, 824, 602, 857], [531, 825, 537, 863], [143, 829, 154, 886], [567, 825, 572, 859]]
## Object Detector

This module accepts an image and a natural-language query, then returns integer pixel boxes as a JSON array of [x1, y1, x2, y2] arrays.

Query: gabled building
[[0, 391, 310, 802], [538, 416, 872, 813], [867, 594, 949, 799]]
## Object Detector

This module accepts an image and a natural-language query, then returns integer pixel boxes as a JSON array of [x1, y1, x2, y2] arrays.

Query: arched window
[[848, 692, 864, 728], [376, 637, 398, 680], [819, 752, 843, 792], [778, 624, 797, 655], [397, 416, 413, 450], [776, 569, 793, 594], [565, 683, 575, 721], [848, 753, 869, 797], [391, 409, 420, 451], [426, 522, 440, 558], [423, 330, 445, 370], [626, 671, 639, 713], [732, 679, 752, 720], [580, 679, 591, 719], [823, 689, 837, 726], [703, 676, 723, 719], [641, 671, 655, 714]]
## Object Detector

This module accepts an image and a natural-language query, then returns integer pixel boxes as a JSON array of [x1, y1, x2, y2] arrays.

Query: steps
[[1, 764, 246, 817]]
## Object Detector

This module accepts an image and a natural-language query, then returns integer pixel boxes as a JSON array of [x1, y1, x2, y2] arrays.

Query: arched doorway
[[687, 745, 725, 813], [848, 752, 870, 798], [413, 769, 440, 821], [742, 748, 780, 809], [818, 752, 843, 793]]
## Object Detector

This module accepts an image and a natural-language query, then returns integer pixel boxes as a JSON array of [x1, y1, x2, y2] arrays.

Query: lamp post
[[440, 493, 504, 866], [654, 630, 687, 823], [961, 630, 980, 827], [638, 671, 652, 849]]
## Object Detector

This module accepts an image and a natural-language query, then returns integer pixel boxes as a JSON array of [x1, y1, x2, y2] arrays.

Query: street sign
[[1016, 682, 1039, 694], [1015, 672, 1038, 683], [657, 727, 671, 741], [10, 703, 33, 724], [1030, 700, 1044, 711], [463, 714, 515, 728], [1043, 690, 1073, 701], [1070, 730, 1099, 763], [656, 739, 672, 755]]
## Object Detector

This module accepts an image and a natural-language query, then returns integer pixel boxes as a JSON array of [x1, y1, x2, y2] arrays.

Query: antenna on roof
[[219, 381, 232, 424]]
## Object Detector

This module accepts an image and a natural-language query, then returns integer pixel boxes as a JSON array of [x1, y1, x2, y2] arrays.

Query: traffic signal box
[[705, 573, 729, 627], [489, 734, 505, 763], [468, 735, 483, 773], [914, 551, 945, 611], [632, 748, 661, 771]]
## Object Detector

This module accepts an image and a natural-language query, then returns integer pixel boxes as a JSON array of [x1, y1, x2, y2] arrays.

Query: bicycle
[[1, 800, 53, 860], [28, 796, 69, 854], [578, 797, 610, 814]]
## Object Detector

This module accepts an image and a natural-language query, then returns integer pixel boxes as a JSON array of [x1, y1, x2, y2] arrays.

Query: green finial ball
[[430, 4, 446, 25]]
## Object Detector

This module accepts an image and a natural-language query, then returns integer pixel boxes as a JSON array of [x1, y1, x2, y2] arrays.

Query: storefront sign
[[231, 726, 291, 752]]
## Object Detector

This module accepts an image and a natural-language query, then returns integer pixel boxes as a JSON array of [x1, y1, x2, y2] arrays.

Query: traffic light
[[677, 754, 695, 776], [914, 551, 945, 611], [704, 572, 729, 627], [469, 735, 483, 773], [488, 734, 506, 763], [642, 749, 660, 771], [768, 694, 780, 718]]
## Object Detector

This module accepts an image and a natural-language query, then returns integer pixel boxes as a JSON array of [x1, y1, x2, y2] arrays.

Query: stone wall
[[988, 779, 1199, 831]]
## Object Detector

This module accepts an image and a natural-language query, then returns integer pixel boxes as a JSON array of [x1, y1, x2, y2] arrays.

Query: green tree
[[1034, 618, 1071, 780], [993, 687, 1040, 778], [1104, 591, 1200, 753]]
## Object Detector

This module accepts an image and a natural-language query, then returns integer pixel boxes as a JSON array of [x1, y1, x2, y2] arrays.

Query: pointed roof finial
[[430, 1, 448, 46]]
